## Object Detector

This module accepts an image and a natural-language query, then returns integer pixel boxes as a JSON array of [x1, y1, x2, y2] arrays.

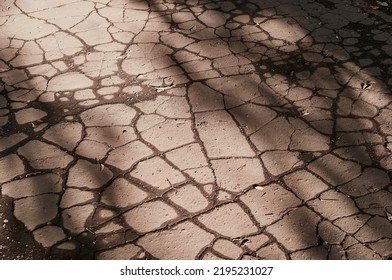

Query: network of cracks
[[0, 0, 392, 259]]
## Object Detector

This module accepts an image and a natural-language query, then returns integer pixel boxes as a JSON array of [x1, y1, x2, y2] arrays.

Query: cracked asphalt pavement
[[0, 0, 392, 260]]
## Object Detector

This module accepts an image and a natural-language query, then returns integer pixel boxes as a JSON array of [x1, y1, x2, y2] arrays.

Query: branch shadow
[[136, 0, 392, 259], [0, 0, 391, 260]]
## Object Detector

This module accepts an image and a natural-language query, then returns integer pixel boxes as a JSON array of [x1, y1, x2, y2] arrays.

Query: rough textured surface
[[197, 203, 258, 238], [0, 0, 391, 260], [266, 207, 321, 251], [137, 221, 214, 259], [123, 201, 179, 233]]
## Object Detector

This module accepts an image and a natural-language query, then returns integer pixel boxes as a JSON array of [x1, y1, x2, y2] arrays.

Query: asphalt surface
[[0, 0, 392, 259]]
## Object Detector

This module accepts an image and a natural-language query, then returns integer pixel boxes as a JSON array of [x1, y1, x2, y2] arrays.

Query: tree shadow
[[137, 0, 392, 259], [0, 0, 391, 260]]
